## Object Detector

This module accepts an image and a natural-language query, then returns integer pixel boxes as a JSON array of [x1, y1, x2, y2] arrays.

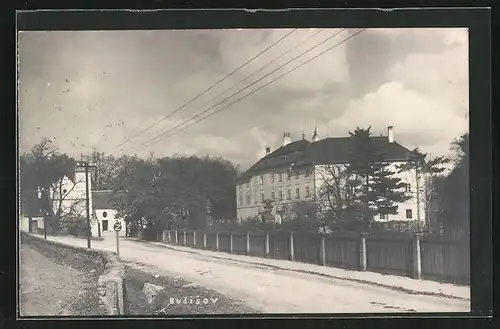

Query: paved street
[[44, 234, 470, 313]]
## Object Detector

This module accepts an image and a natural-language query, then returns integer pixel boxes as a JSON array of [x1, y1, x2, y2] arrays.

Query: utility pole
[[415, 168, 421, 233], [76, 161, 96, 249]]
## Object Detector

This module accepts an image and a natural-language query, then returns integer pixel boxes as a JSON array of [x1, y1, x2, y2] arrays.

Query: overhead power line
[[188, 28, 326, 118], [116, 28, 298, 150], [129, 29, 345, 152], [130, 28, 353, 152], [135, 29, 366, 151]]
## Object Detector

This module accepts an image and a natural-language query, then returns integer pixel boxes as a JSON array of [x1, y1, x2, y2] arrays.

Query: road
[[46, 234, 470, 314]]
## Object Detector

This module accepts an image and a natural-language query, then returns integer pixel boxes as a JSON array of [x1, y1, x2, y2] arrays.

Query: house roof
[[237, 136, 416, 182], [92, 190, 125, 209]]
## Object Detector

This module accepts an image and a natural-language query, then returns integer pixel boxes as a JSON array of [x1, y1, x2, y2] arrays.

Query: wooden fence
[[161, 229, 470, 285]]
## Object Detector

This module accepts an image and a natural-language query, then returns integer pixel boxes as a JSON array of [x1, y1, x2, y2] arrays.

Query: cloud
[[332, 81, 467, 156], [18, 28, 469, 169]]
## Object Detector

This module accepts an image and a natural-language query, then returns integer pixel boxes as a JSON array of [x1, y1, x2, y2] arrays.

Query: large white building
[[236, 126, 425, 224]]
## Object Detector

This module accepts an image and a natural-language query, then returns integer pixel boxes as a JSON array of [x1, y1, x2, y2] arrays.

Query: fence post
[[360, 233, 368, 271], [203, 231, 207, 250], [320, 235, 326, 266], [413, 233, 422, 280], [167, 230, 171, 242], [229, 232, 233, 254], [215, 232, 219, 251], [193, 231, 197, 248], [183, 231, 187, 246], [246, 231, 250, 255], [289, 232, 295, 261], [265, 232, 270, 257]]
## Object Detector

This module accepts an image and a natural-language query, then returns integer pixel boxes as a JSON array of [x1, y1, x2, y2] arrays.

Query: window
[[406, 209, 413, 219], [62, 189, 67, 194], [102, 211, 108, 218], [295, 188, 300, 199], [246, 194, 251, 204], [305, 186, 310, 198], [271, 192, 275, 201], [271, 174, 275, 183], [279, 190, 283, 200], [259, 175, 264, 185], [287, 189, 291, 200], [239, 193, 243, 206], [380, 213, 386, 220], [255, 193, 258, 204], [405, 184, 411, 193], [279, 173, 283, 182]]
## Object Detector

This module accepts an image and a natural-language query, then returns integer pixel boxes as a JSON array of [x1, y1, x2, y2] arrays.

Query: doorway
[[102, 220, 109, 231]]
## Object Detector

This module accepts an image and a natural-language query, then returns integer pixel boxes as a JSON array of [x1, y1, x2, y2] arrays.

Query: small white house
[[45, 165, 94, 229], [91, 190, 126, 237]]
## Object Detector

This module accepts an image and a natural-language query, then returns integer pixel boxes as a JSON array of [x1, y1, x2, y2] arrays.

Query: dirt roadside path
[[19, 243, 104, 316]]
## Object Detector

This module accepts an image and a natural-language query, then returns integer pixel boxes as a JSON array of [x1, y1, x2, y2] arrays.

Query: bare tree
[[87, 149, 120, 190], [23, 138, 77, 234], [315, 164, 354, 221], [49, 175, 86, 223]]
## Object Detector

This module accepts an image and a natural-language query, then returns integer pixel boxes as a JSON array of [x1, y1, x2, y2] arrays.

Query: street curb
[[128, 238, 470, 302]]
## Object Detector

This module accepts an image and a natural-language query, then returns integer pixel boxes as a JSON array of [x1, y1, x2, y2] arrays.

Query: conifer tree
[[346, 127, 411, 225]]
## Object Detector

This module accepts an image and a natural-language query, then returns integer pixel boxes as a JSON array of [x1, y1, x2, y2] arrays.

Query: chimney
[[265, 146, 271, 155], [283, 132, 292, 146], [387, 125, 394, 143], [312, 127, 319, 142]]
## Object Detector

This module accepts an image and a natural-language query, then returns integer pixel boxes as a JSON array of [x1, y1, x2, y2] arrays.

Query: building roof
[[237, 136, 416, 182], [92, 190, 126, 209]]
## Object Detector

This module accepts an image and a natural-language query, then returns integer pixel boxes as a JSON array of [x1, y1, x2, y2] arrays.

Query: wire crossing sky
[[18, 28, 469, 169]]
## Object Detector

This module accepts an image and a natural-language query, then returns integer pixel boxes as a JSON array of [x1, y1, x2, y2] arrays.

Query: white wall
[[49, 172, 92, 219], [91, 209, 126, 237], [236, 166, 315, 221], [19, 215, 29, 232]]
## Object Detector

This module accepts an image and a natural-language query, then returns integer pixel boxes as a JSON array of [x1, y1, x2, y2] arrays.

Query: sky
[[18, 28, 469, 170]]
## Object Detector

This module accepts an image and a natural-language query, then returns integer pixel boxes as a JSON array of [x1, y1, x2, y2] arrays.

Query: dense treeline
[[20, 131, 469, 236], [19, 139, 239, 233]]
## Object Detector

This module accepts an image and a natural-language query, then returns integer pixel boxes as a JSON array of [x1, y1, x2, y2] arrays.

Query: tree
[[316, 164, 355, 221], [434, 133, 469, 233], [114, 155, 238, 232], [346, 127, 411, 224], [20, 138, 78, 234], [370, 165, 411, 215], [86, 149, 119, 190], [396, 148, 450, 232]]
